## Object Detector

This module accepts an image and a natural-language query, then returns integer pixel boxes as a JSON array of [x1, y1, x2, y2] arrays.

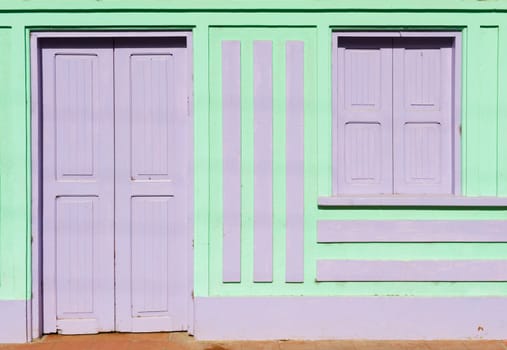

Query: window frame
[[331, 31, 462, 198]]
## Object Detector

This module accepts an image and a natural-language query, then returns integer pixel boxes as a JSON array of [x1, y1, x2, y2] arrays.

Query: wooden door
[[41, 38, 115, 334], [41, 36, 190, 335], [113, 38, 190, 332]]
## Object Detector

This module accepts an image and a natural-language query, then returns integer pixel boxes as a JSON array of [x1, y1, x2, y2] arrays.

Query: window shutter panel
[[393, 38, 454, 194], [336, 37, 393, 194]]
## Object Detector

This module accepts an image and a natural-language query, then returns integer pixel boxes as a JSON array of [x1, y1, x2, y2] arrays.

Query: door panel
[[131, 197, 172, 314], [42, 39, 115, 334], [130, 53, 174, 180], [114, 38, 189, 332], [55, 197, 96, 316]]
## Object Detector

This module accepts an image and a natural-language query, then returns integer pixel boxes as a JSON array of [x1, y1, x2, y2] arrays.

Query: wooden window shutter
[[336, 37, 393, 194], [392, 37, 454, 194]]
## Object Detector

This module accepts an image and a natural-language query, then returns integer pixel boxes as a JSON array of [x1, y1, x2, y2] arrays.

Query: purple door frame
[[30, 31, 194, 340]]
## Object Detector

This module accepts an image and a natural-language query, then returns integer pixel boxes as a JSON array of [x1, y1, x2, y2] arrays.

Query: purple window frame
[[330, 31, 462, 198]]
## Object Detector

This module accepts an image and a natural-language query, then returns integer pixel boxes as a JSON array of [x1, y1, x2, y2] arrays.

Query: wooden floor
[[0, 333, 506, 350]]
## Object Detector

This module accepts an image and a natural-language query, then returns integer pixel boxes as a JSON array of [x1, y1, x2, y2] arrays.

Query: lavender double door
[[41, 37, 190, 334]]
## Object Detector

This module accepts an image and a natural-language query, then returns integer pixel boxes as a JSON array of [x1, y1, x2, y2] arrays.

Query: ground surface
[[1, 333, 506, 350]]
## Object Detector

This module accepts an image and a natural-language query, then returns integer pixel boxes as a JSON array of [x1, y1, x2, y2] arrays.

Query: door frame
[[29, 30, 194, 340]]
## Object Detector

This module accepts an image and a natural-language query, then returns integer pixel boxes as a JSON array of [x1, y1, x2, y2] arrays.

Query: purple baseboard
[[194, 297, 507, 340], [0, 300, 27, 343]]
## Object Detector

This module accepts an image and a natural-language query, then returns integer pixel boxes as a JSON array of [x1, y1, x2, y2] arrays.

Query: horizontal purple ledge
[[318, 195, 507, 206], [317, 220, 507, 242], [316, 259, 507, 281]]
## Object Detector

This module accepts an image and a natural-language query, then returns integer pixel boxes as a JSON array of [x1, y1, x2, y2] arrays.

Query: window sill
[[318, 195, 507, 207]]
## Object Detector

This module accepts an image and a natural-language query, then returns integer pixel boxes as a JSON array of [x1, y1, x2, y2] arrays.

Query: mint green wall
[[0, 1, 507, 301], [0, 24, 29, 300]]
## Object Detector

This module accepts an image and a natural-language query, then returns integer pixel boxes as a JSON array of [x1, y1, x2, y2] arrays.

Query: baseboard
[[4, 296, 506, 342], [0, 300, 27, 343], [194, 296, 507, 340]]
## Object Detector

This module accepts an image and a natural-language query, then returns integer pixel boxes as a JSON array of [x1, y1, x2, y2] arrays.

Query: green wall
[[0, 24, 29, 300], [1, 1, 507, 301]]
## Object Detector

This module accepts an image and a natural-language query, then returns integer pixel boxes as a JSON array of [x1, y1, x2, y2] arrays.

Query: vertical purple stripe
[[285, 41, 305, 282], [222, 41, 242, 283], [253, 41, 273, 282]]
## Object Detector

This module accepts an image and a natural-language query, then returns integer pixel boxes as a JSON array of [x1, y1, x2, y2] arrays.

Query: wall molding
[[285, 40, 305, 283], [318, 196, 507, 206], [317, 220, 507, 242], [2, 0, 507, 11], [316, 259, 507, 281], [194, 296, 507, 340], [221, 40, 242, 283]]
